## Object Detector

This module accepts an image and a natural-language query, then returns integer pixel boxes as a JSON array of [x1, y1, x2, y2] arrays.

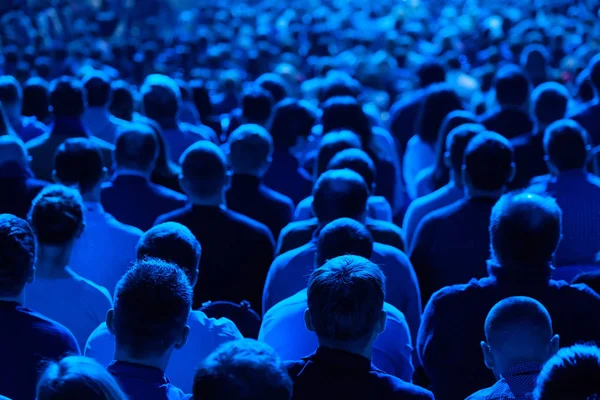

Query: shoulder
[[372, 371, 434, 399], [271, 244, 313, 272], [260, 186, 295, 210], [227, 208, 273, 237], [105, 215, 144, 238], [155, 206, 191, 225], [19, 306, 80, 350], [550, 280, 600, 301], [89, 136, 115, 151], [25, 132, 50, 150], [71, 273, 113, 304], [148, 181, 188, 202], [373, 242, 410, 264], [280, 218, 317, 238], [586, 173, 600, 188], [428, 278, 492, 309], [180, 122, 217, 141]]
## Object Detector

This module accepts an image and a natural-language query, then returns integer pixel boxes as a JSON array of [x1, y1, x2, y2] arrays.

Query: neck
[[0, 291, 25, 305], [190, 194, 225, 207], [35, 245, 74, 278], [87, 107, 109, 116], [318, 339, 373, 360], [113, 347, 172, 372], [449, 170, 463, 188], [82, 185, 103, 203]]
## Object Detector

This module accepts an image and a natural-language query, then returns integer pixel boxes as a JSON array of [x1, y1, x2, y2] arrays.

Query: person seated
[[0, 75, 46, 142], [106, 258, 192, 399], [82, 72, 134, 144], [403, 124, 482, 249], [467, 297, 559, 399], [175, 79, 201, 126], [101, 127, 187, 231], [277, 169, 404, 255], [262, 99, 316, 205], [193, 339, 293, 400], [22, 77, 51, 126], [410, 131, 515, 303], [256, 73, 291, 103], [0, 136, 47, 219], [418, 193, 600, 400], [140, 74, 217, 163], [570, 53, 600, 145], [26, 185, 112, 348], [225, 124, 294, 239], [479, 64, 533, 140], [510, 82, 569, 189], [85, 222, 243, 393], [261, 219, 415, 381], [284, 255, 433, 399], [26, 76, 114, 182], [528, 120, 600, 267], [36, 356, 128, 400], [54, 138, 143, 292], [226, 87, 274, 136], [155, 141, 274, 313], [109, 80, 135, 122], [0, 214, 79, 400], [534, 345, 600, 399]]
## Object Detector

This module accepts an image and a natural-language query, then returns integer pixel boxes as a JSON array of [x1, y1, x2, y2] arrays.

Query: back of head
[[321, 96, 372, 147], [28, 185, 84, 246], [115, 126, 158, 172], [464, 131, 514, 192], [141, 74, 181, 121], [493, 64, 531, 107], [0, 214, 35, 297], [490, 193, 562, 275], [50, 76, 86, 118], [588, 53, 600, 91], [316, 130, 362, 176], [22, 78, 50, 121], [137, 222, 201, 286], [316, 218, 374, 267], [269, 98, 317, 151], [109, 80, 134, 121], [417, 84, 464, 144], [190, 80, 213, 118], [37, 356, 127, 400], [544, 119, 590, 172], [193, 339, 292, 400], [228, 124, 273, 176], [576, 69, 595, 104], [418, 60, 446, 88], [532, 83, 569, 125], [327, 148, 376, 191], [255, 73, 290, 103], [535, 345, 600, 400], [0, 75, 22, 106], [307, 255, 385, 343], [180, 141, 227, 199], [0, 135, 28, 169], [112, 258, 192, 358], [54, 138, 105, 194], [241, 87, 274, 125], [312, 169, 369, 224], [83, 72, 111, 108], [446, 124, 484, 174]]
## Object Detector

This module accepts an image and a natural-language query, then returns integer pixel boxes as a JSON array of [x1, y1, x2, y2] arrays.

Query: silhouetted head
[[22, 77, 50, 123], [0, 214, 36, 297], [49, 76, 86, 118], [417, 60, 446, 88], [493, 64, 531, 107], [0, 135, 29, 170], [417, 85, 463, 145], [269, 99, 317, 152], [321, 96, 372, 148], [315, 130, 362, 178], [444, 124, 484, 180], [544, 119, 591, 173], [114, 126, 159, 174], [327, 149, 376, 194], [241, 87, 273, 126], [228, 124, 273, 177], [54, 138, 106, 195], [179, 141, 229, 204], [587, 53, 600, 91], [312, 169, 369, 224], [531, 83, 570, 127], [316, 218, 374, 267], [109, 80, 134, 121], [141, 74, 181, 122], [256, 73, 290, 103], [83, 72, 112, 108]]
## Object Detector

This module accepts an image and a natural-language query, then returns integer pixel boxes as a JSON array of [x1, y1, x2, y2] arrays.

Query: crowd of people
[[2, 0, 600, 399]]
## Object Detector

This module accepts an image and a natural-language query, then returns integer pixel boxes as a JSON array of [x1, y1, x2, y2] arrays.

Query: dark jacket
[[480, 107, 534, 140]]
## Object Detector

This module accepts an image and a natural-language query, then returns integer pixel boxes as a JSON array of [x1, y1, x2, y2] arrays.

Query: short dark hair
[[242, 88, 273, 124], [190, 80, 213, 118], [0, 214, 36, 296], [321, 96, 372, 147], [0, 75, 22, 104], [269, 99, 317, 151], [112, 258, 192, 357], [418, 60, 446, 88], [417, 85, 464, 144], [83, 73, 111, 107], [180, 141, 227, 197], [307, 255, 385, 342], [115, 127, 158, 171], [531, 83, 569, 125], [327, 149, 376, 190], [256, 73, 290, 103], [490, 193, 562, 274], [28, 185, 84, 246], [494, 65, 531, 106], [534, 345, 600, 400], [588, 53, 600, 90], [575, 69, 595, 104], [50, 76, 86, 117], [137, 222, 201, 286], [22, 78, 50, 122], [193, 339, 293, 400], [228, 124, 273, 174], [109, 80, 134, 120], [446, 124, 483, 173], [464, 132, 514, 191], [312, 169, 369, 223], [544, 119, 590, 171], [141, 75, 181, 120], [316, 131, 362, 177], [54, 138, 105, 194], [316, 218, 374, 267]]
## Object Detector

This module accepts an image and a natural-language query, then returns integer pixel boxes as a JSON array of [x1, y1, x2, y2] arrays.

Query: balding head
[[481, 297, 558, 378], [228, 124, 273, 176], [115, 126, 158, 173], [0, 136, 28, 169], [179, 141, 228, 201], [312, 169, 369, 224], [464, 131, 515, 193]]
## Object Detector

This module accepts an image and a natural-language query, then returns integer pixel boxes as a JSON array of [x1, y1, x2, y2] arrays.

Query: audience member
[[467, 297, 559, 399], [0, 214, 79, 400], [37, 356, 128, 400], [571, 54, 600, 145], [193, 339, 293, 400], [189, 80, 222, 136], [410, 131, 515, 303], [54, 138, 142, 292], [285, 256, 433, 400], [261, 219, 415, 381], [26, 185, 112, 348], [155, 141, 275, 313], [106, 258, 192, 399], [22, 77, 50, 125], [418, 193, 600, 400], [0, 75, 46, 142], [109, 80, 135, 122], [226, 124, 294, 239], [101, 127, 187, 231], [26, 76, 114, 182]]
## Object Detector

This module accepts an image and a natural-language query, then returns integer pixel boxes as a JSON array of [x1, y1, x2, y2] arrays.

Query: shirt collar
[[313, 347, 373, 371], [503, 362, 544, 378], [113, 170, 150, 181], [107, 361, 169, 384]]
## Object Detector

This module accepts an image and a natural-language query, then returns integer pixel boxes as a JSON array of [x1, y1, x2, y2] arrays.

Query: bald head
[[180, 141, 228, 199], [0, 136, 28, 168], [115, 125, 158, 172]]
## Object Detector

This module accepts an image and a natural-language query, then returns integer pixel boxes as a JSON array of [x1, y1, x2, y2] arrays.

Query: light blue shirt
[[259, 289, 414, 382], [85, 310, 243, 393], [293, 195, 393, 222], [82, 107, 134, 144], [262, 241, 422, 345], [70, 202, 143, 293]]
